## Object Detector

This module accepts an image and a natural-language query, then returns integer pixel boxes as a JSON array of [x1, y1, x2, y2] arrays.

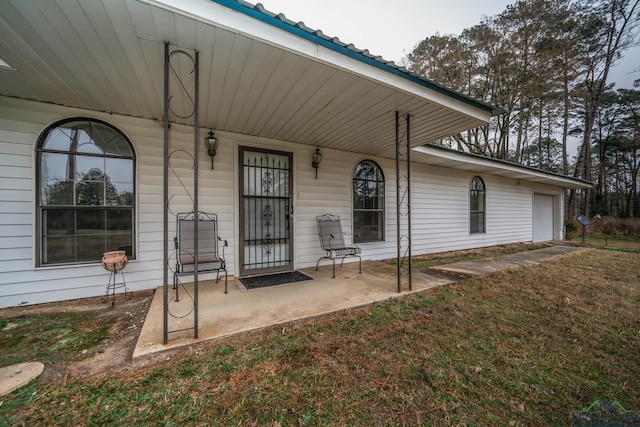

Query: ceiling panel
[[0, 0, 493, 161]]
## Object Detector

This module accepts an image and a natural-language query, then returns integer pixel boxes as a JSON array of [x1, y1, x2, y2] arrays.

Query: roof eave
[[208, 0, 504, 117], [413, 145, 594, 189]]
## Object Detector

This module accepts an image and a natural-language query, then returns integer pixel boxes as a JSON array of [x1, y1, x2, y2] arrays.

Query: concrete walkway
[[133, 244, 585, 359]]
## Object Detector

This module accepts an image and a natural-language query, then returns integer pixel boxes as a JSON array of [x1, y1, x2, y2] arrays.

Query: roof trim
[[414, 144, 594, 189], [210, 0, 505, 116]]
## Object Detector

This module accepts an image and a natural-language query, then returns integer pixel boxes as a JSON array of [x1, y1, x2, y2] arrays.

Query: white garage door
[[533, 194, 554, 242]]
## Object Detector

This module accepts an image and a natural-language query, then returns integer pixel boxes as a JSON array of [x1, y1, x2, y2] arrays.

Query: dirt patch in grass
[[0, 293, 153, 384]]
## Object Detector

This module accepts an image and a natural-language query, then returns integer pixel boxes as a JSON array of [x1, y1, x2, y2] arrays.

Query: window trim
[[36, 117, 136, 267], [352, 159, 385, 243], [469, 175, 486, 234]]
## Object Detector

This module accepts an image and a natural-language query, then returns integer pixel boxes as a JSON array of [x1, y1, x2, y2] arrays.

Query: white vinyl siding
[[410, 168, 534, 255], [0, 95, 566, 308], [0, 97, 237, 308]]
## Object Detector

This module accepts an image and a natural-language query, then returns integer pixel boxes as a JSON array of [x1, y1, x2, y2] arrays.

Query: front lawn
[[1, 248, 639, 425]]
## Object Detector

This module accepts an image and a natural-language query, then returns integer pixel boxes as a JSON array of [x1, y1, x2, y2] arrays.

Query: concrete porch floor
[[133, 244, 585, 359]]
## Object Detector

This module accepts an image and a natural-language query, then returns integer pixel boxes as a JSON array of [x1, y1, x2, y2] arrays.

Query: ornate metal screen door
[[239, 148, 293, 276]]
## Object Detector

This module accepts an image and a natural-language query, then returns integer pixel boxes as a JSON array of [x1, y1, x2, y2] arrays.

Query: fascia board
[[413, 146, 594, 189]]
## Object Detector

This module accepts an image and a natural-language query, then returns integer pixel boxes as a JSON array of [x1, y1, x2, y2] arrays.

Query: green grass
[[0, 312, 109, 368], [1, 248, 639, 425]]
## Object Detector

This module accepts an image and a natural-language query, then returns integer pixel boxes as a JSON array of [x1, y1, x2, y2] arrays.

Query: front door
[[239, 147, 293, 276]]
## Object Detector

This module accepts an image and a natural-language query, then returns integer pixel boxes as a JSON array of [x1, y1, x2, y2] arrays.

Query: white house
[[0, 0, 591, 309]]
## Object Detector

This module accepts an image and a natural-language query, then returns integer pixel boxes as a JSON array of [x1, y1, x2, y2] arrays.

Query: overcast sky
[[258, 0, 639, 89]]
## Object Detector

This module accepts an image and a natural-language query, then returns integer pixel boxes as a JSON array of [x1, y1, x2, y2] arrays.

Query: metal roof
[[0, 0, 497, 160]]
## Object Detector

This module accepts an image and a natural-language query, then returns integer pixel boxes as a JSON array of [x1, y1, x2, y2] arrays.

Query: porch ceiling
[[0, 0, 494, 160]]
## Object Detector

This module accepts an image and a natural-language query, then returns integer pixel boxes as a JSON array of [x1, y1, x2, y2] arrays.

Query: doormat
[[240, 271, 313, 290], [422, 268, 475, 282]]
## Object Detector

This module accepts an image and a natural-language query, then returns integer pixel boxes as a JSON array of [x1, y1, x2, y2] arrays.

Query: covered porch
[[133, 244, 585, 358], [0, 0, 501, 313], [134, 260, 449, 358]]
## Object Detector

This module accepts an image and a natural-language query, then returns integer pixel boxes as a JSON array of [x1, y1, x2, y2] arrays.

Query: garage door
[[533, 194, 554, 242]]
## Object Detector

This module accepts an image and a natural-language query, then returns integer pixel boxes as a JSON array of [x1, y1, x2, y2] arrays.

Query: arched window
[[470, 176, 485, 234], [353, 160, 384, 242], [37, 118, 135, 266]]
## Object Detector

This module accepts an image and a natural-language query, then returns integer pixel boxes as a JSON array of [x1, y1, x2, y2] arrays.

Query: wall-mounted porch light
[[311, 147, 322, 179], [204, 129, 219, 169]]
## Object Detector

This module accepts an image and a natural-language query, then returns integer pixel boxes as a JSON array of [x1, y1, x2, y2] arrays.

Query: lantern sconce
[[311, 147, 322, 179], [204, 129, 219, 169]]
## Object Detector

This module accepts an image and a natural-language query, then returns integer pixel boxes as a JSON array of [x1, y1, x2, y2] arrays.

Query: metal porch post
[[406, 114, 412, 291], [396, 111, 401, 293], [193, 49, 199, 339], [395, 111, 413, 293], [163, 41, 169, 345]]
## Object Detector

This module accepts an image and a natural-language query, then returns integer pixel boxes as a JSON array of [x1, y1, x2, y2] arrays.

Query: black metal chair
[[174, 211, 228, 295], [316, 214, 362, 278]]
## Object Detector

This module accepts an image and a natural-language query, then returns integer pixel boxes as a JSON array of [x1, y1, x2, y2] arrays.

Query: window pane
[[470, 192, 479, 211], [353, 211, 364, 241], [77, 210, 105, 261], [107, 209, 134, 256], [43, 236, 75, 264], [110, 182, 134, 206], [353, 193, 363, 209], [76, 155, 104, 179], [76, 181, 104, 205], [107, 209, 132, 231], [40, 153, 74, 205], [107, 234, 133, 256], [44, 210, 74, 236], [88, 123, 134, 157], [74, 128, 104, 155], [354, 211, 384, 242], [41, 128, 73, 151], [42, 211, 76, 264], [76, 234, 106, 262], [77, 209, 104, 234], [106, 158, 134, 184], [43, 180, 74, 206], [470, 212, 485, 233]]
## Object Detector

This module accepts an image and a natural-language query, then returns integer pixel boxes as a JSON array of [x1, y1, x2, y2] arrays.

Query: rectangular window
[[353, 210, 384, 242], [41, 208, 134, 264]]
